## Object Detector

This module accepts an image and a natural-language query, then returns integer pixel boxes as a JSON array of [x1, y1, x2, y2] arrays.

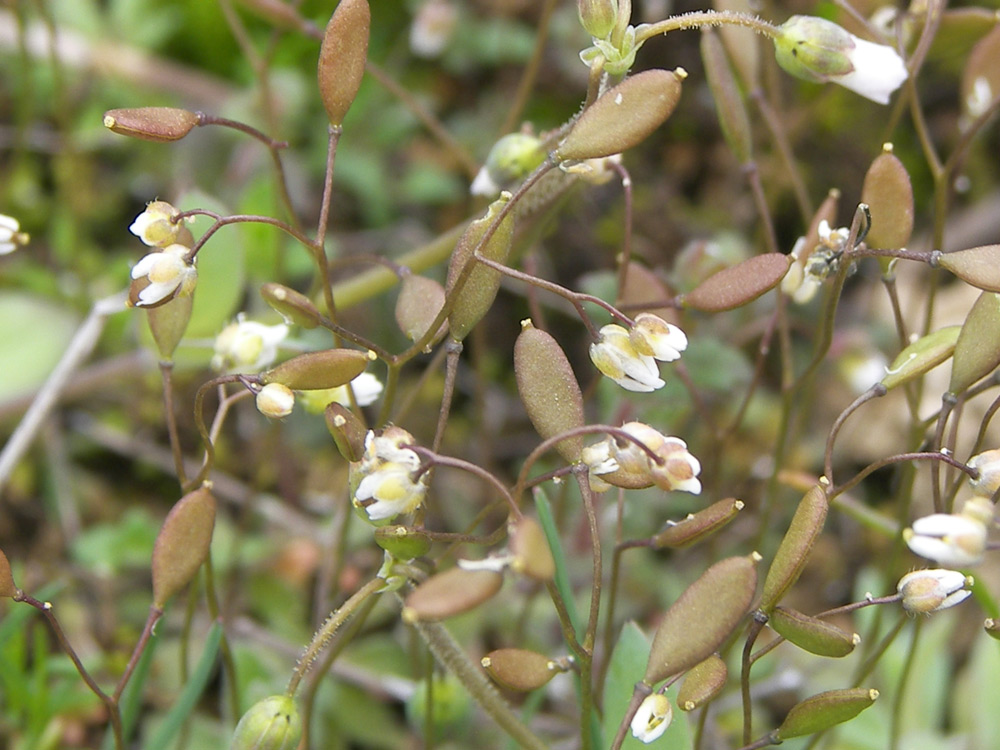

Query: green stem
[[635, 11, 779, 45]]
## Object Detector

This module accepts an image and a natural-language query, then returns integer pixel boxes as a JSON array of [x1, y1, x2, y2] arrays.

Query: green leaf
[[534, 488, 582, 639], [0, 292, 79, 400]]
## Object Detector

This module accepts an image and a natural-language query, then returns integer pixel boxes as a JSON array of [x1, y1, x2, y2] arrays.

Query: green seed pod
[[769, 606, 859, 658], [861, 144, 914, 251], [653, 498, 745, 549], [261, 348, 373, 391], [555, 68, 686, 161], [374, 525, 432, 560], [513, 320, 585, 462], [481, 648, 557, 692], [395, 274, 448, 344], [445, 193, 515, 340], [402, 568, 503, 623], [774, 688, 879, 740], [645, 554, 759, 684], [936, 245, 1000, 294], [146, 294, 193, 361], [880, 325, 960, 390], [758, 484, 828, 613], [0, 548, 18, 598], [701, 29, 752, 164], [509, 516, 555, 581], [324, 402, 367, 462], [152, 486, 217, 608], [950, 292, 1000, 394], [260, 283, 321, 329], [676, 654, 727, 711], [474, 133, 548, 196], [317, 0, 370, 126], [230, 695, 302, 750], [103, 107, 199, 142], [682, 253, 791, 312], [577, 0, 617, 39]]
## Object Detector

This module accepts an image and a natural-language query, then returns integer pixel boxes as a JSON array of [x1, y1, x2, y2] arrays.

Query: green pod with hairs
[[775, 688, 879, 740], [482, 648, 557, 692], [881, 326, 960, 390], [152, 486, 216, 608], [317, 0, 370, 126], [769, 606, 859, 657], [677, 654, 727, 711], [654, 498, 744, 548], [950, 291, 1000, 394], [261, 283, 321, 329], [937, 245, 1000, 295], [759, 484, 828, 612], [262, 348, 372, 391]]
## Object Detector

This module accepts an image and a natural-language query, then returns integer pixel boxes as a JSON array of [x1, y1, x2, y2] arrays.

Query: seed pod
[[324, 402, 367, 462], [985, 618, 1000, 641], [758, 484, 828, 613], [701, 29, 752, 164], [881, 326, 960, 390], [482, 648, 557, 692], [645, 554, 759, 684], [514, 320, 585, 462], [152, 486, 217, 608], [949, 291, 1000, 394], [374, 525, 432, 560], [0, 548, 18, 598], [103, 107, 199, 142], [445, 193, 515, 340], [775, 688, 879, 740], [230, 694, 302, 750], [654, 498, 744, 549], [261, 348, 373, 391], [555, 69, 685, 161], [677, 654, 727, 711], [861, 144, 914, 251], [146, 295, 193, 360], [402, 568, 503, 623], [961, 25, 1000, 125], [509, 516, 555, 581], [395, 274, 448, 344], [260, 283, 321, 329], [317, 0, 370, 126], [936, 245, 1000, 294], [682, 253, 791, 312], [769, 606, 859, 658]]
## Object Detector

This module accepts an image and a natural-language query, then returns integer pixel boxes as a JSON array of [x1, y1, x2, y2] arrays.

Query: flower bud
[[590, 324, 665, 392], [904, 503, 988, 568], [578, 0, 617, 39], [769, 606, 860, 657], [682, 253, 791, 312], [230, 695, 302, 750], [481, 648, 558, 692], [514, 320, 585, 462], [774, 688, 879, 740], [104, 107, 199, 142], [950, 291, 1000, 394], [129, 244, 198, 309], [677, 654, 727, 711], [471, 133, 547, 197], [318, 0, 370, 126], [401, 568, 503, 623], [897, 569, 973, 613], [759, 484, 828, 612], [968, 449, 1000, 496], [0, 214, 29, 255], [630, 693, 673, 743], [261, 348, 374, 391], [129, 201, 186, 248], [880, 325, 960, 391], [260, 283, 322, 329], [256, 383, 295, 418], [0, 548, 19, 598], [152, 486, 217, 608], [629, 313, 687, 361]]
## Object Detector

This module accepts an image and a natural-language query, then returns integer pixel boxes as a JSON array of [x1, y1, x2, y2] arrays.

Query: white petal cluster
[[354, 427, 427, 523], [0, 214, 29, 255], [835, 35, 909, 105], [583, 422, 701, 495], [630, 693, 673, 744], [897, 569, 973, 614], [904, 496, 992, 568], [129, 201, 187, 247], [212, 315, 289, 373], [590, 315, 687, 392], [129, 243, 198, 308]]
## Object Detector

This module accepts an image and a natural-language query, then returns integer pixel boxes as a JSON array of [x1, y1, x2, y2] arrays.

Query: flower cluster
[[897, 569, 973, 614], [212, 315, 289, 373], [128, 202, 198, 308], [0, 214, 29, 255], [352, 427, 428, 523], [590, 313, 687, 392], [782, 220, 851, 304], [904, 495, 993, 568], [582, 422, 701, 494]]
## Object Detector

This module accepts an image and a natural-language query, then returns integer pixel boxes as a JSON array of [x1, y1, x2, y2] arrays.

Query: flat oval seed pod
[[653, 498, 744, 549], [775, 688, 878, 740], [677, 654, 727, 711], [701, 29, 752, 163], [374, 525, 432, 560], [936, 245, 1000, 294], [146, 295, 193, 360], [759, 484, 828, 612], [262, 348, 372, 391], [556, 69, 685, 161], [881, 326, 960, 390], [769, 606, 859, 657], [514, 320, 585, 462], [861, 144, 913, 250], [645, 554, 759, 684], [481, 648, 556, 692], [0, 548, 18, 598], [509, 516, 555, 581], [317, 0, 370, 126], [152, 486, 217, 608], [260, 283, 321, 329], [949, 291, 1000, 394], [682, 253, 790, 312], [395, 274, 448, 344], [103, 107, 199, 142], [324, 403, 367, 462], [402, 568, 503, 623]]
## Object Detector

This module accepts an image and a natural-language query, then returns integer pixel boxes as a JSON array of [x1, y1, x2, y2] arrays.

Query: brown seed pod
[[395, 274, 448, 344], [950, 291, 1000, 394], [769, 606, 859, 658], [880, 325, 960, 391], [260, 283, 322, 329], [861, 144, 914, 251], [324, 402, 367, 462], [402, 568, 503, 623], [653, 498, 745, 549], [0, 548, 18, 598], [775, 688, 879, 740], [103, 107, 199, 142], [682, 253, 791, 312], [509, 516, 555, 582], [317, 0, 370, 126], [261, 348, 373, 391], [936, 245, 1000, 294], [677, 654, 727, 711], [481, 648, 557, 692], [758, 484, 828, 613], [152, 486, 217, 608]]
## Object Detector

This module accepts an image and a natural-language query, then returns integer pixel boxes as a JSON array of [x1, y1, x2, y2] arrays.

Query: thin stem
[[409, 445, 521, 519], [831, 450, 977, 499], [158, 361, 188, 486], [432, 341, 462, 454], [824, 384, 888, 483], [574, 466, 602, 750], [315, 125, 343, 320], [610, 681, 652, 750], [612, 161, 635, 303], [195, 112, 288, 151], [203, 550, 240, 718], [889, 618, 922, 750], [636, 11, 779, 45], [498, 0, 558, 136], [741, 615, 766, 744], [744, 161, 779, 255]]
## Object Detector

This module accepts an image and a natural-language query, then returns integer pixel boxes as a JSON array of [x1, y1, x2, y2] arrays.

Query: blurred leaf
[[0, 293, 80, 400], [70, 509, 159, 577]]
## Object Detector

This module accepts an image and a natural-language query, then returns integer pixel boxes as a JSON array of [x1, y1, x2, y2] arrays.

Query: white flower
[[353, 428, 427, 523], [590, 324, 665, 392], [297, 373, 385, 413], [0, 214, 29, 255], [630, 313, 688, 362], [212, 315, 289, 373], [129, 201, 187, 247], [834, 35, 909, 105], [630, 693, 672, 744], [897, 569, 973, 613], [129, 244, 197, 308], [256, 383, 295, 418], [582, 423, 701, 494], [968, 450, 1000, 498], [904, 506, 988, 568]]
